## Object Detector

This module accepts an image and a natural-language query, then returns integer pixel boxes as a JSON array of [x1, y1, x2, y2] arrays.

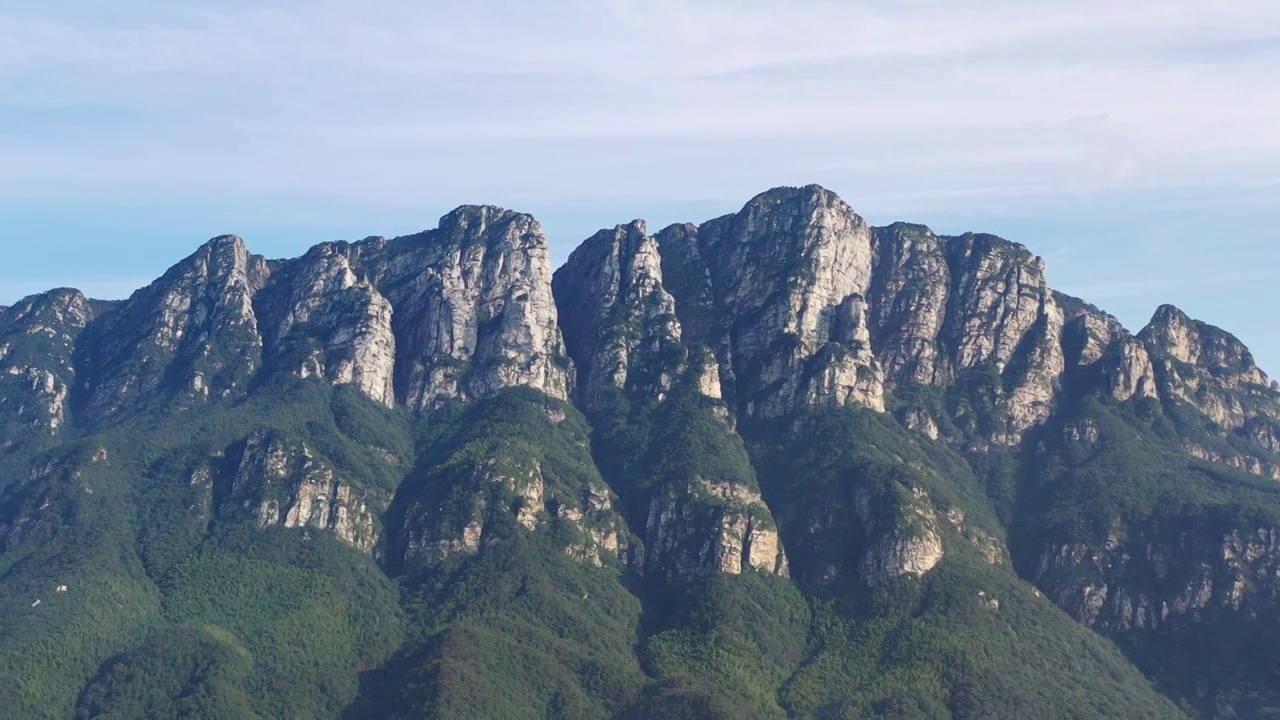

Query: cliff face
[[7, 186, 1277, 597], [555, 186, 1068, 445], [554, 215, 797, 586], [548, 188, 1280, 714], [255, 243, 398, 408], [227, 430, 384, 553], [0, 290, 99, 448], [54, 208, 570, 429], [553, 220, 683, 409], [364, 206, 572, 409], [1033, 520, 1280, 633], [76, 236, 270, 423], [1020, 302, 1280, 641]]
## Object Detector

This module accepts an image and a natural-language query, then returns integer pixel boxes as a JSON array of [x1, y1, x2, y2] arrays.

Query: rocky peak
[[867, 223, 950, 387], [0, 289, 99, 443], [228, 429, 383, 552], [48, 203, 576, 422], [254, 242, 397, 407], [554, 220, 684, 408], [378, 206, 572, 409], [706, 185, 875, 321], [686, 185, 884, 416], [551, 185, 1076, 443], [1140, 304, 1268, 386], [2, 289, 97, 331], [1103, 304, 1280, 475], [435, 204, 525, 238], [1102, 337, 1159, 402], [940, 233, 1055, 377], [1057, 293, 1127, 369], [77, 236, 271, 422]]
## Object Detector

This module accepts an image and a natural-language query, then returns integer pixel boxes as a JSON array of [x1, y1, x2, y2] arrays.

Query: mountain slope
[[2, 185, 1277, 718]]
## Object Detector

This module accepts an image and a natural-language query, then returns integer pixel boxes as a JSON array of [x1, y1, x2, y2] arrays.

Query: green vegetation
[[748, 405, 1182, 719], [0, 381, 409, 718], [8, 321, 1280, 719], [350, 391, 650, 719], [1012, 392, 1280, 718], [355, 533, 648, 719], [642, 573, 810, 718], [75, 626, 258, 719], [0, 369, 1221, 719]]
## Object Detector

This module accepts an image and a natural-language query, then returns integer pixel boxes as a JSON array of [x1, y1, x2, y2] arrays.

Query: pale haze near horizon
[[2, 1, 1278, 369]]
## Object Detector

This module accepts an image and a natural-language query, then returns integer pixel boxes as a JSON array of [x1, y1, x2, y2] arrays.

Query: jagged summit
[[204, 233, 247, 247], [1142, 303, 1267, 379], [430, 204, 544, 247], [8, 184, 1272, 446], [745, 182, 840, 204], [439, 203, 521, 223]]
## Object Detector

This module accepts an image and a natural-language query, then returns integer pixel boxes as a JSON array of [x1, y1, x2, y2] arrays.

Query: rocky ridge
[[6, 185, 1276, 579], [4, 184, 1280, 718], [69, 207, 571, 429]]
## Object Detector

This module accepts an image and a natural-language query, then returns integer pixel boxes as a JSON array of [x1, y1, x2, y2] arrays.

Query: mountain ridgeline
[[3, 185, 1280, 719]]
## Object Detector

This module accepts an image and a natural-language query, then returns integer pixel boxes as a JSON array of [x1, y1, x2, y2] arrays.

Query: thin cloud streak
[[0, 0, 1277, 211]]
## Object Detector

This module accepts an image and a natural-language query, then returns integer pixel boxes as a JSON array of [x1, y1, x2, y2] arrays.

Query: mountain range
[[4, 185, 1280, 719]]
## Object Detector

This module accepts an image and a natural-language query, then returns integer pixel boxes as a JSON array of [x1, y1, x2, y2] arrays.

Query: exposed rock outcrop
[[255, 243, 397, 407], [397, 459, 627, 569], [1058, 293, 1127, 369], [229, 430, 383, 552], [1138, 305, 1278, 431], [867, 223, 951, 386], [1032, 522, 1280, 632], [554, 220, 684, 409], [558, 481, 627, 568], [642, 477, 789, 580], [57, 207, 575, 423], [1103, 337, 1159, 402], [0, 290, 98, 446], [370, 206, 572, 409], [10, 183, 1280, 673], [554, 186, 1071, 444], [856, 485, 944, 586], [78, 236, 270, 421], [692, 187, 885, 417]]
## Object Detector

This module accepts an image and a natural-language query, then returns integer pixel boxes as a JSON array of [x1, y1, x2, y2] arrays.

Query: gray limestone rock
[[371, 206, 573, 409], [554, 220, 684, 409], [256, 243, 397, 407], [0, 289, 98, 447], [229, 429, 384, 553], [78, 235, 271, 422]]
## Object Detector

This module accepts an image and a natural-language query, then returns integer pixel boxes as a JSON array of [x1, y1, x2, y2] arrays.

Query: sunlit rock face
[[10, 182, 1280, 710], [67, 207, 573, 421], [554, 220, 684, 410], [363, 206, 573, 409], [555, 185, 1071, 444], [229, 430, 383, 553], [255, 243, 397, 407], [641, 477, 790, 581], [77, 235, 271, 422], [1031, 522, 1280, 632], [0, 289, 98, 448]]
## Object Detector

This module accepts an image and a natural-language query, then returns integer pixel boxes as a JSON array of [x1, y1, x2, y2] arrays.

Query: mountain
[[3, 185, 1279, 718]]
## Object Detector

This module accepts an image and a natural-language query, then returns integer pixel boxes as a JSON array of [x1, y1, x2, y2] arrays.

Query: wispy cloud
[[0, 0, 1277, 209]]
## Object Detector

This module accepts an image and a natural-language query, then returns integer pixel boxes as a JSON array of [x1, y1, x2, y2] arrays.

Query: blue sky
[[2, 1, 1278, 370]]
